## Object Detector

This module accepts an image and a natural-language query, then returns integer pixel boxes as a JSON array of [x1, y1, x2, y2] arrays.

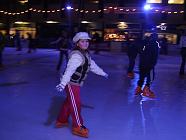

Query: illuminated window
[[18, 0, 28, 4], [146, 0, 162, 3], [168, 0, 184, 4]]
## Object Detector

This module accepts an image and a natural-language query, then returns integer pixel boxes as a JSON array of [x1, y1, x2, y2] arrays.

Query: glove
[[104, 73, 109, 79], [56, 83, 65, 92]]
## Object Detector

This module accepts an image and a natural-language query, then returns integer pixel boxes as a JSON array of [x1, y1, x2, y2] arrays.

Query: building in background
[[0, 0, 185, 49]]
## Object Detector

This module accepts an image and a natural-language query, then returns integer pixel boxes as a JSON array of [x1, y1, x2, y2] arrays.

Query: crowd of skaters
[[0, 30, 44, 69]]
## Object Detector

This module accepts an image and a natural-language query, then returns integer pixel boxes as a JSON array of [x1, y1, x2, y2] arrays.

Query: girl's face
[[77, 39, 89, 50]]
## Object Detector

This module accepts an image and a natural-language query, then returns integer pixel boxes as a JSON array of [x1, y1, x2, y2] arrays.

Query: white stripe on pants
[[67, 84, 81, 126]]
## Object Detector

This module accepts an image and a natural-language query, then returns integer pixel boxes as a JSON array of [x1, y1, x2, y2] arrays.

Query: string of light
[[0, 6, 184, 16]]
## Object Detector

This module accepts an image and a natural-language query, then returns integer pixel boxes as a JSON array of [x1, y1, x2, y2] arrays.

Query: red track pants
[[57, 84, 83, 127]]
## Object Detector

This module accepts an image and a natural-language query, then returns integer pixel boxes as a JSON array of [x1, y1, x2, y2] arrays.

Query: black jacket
[[139, 37, 159, 70]]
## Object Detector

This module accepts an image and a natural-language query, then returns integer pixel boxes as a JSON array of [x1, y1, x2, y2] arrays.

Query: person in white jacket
[[56, 32, 108, 138]]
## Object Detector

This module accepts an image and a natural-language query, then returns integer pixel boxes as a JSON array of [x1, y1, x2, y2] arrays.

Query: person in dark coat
[[159, 35, 168, 55], [27, 33, 36, 53], [0, 32, 7, 69], [51, 31, 71, 71], [92, 32, 101, 54], [126, 35, 141, 78], [15, 30, 22, 51], [135, 33, 160, 98], [179, 31, 186, 76]]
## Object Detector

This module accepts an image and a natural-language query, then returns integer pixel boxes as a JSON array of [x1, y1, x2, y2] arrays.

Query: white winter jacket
[[60, 50, 107, 88]]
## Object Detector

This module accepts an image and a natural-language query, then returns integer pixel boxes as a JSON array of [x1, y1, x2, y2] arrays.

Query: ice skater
[[56, 32, 108, 138], [0, 32, 7, 69], [179, 31, 186, 76], [126, 34, 141, 79], [135, 33, 160, 98], [50, 31, 71, 71]]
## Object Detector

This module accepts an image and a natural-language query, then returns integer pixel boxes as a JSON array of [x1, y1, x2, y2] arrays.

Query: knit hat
[[73, 32, 91, 43]]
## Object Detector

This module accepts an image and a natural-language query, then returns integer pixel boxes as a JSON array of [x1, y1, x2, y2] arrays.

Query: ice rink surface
[[0, 47, 186, 140]]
